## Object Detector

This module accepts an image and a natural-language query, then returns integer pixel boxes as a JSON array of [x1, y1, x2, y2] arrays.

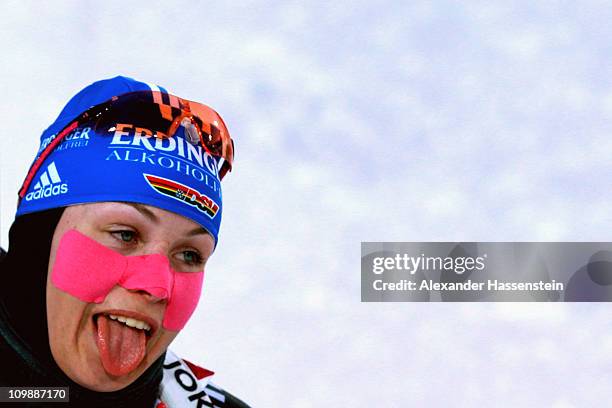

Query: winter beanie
[[16, 76, 226, 243]]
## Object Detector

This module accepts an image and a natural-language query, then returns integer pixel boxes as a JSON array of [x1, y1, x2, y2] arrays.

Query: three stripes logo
[[143, 174, 219, 218], [25, 161, 69, 201]]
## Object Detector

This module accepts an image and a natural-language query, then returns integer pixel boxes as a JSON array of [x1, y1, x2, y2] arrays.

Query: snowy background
[[2, 1, 612, 406]]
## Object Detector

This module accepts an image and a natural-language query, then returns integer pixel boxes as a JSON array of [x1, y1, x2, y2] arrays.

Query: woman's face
[[46, 202, 214, 391]]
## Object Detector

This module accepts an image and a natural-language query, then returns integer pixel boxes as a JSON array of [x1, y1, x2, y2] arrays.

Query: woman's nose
[[143, 239, 171, 257], [123, 252, 173, 302], [128, 288, 167, 304]]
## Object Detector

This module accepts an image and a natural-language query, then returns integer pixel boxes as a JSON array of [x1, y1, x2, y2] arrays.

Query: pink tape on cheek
[[163, 271, 204, 331], [51, 229, 126, 303]]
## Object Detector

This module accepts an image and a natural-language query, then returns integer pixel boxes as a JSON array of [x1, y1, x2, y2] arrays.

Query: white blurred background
[[2, 1, 612, 406]]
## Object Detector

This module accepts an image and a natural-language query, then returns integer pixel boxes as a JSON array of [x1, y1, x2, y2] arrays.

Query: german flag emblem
[[143, 174, 219, 218]]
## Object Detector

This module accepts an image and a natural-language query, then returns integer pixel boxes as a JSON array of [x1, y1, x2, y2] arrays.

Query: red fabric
[[156, 402, 167, 408], [183, 359, 215, 380]]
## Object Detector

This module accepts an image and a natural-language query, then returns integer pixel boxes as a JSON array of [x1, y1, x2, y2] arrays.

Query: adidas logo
[[25, 161, 69, 201]]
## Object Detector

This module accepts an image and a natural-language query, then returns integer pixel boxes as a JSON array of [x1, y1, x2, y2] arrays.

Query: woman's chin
[[49, 325, 143, 392]]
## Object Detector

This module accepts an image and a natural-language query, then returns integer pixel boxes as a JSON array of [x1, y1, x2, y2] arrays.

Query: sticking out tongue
[[96, 315, 147, 377]]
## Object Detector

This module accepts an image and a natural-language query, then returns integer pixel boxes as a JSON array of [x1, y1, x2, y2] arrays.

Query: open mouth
[[93, 313, 154, 338], [93, 310, 157, 340], [92, 311, 157, 377]]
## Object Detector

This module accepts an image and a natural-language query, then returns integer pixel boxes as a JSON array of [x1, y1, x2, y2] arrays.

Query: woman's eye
[[181, 250, 203, 266], [112, 230, 137, 243]]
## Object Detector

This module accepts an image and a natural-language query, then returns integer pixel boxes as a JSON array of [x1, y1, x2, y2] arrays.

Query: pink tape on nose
[[51, 229, 204, 331], [123, 254, 172, 300]]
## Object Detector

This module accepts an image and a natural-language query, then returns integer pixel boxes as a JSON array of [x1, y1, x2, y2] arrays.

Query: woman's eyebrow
[[122, 203, 211, 239], [187, 227, 211, 237], [125, 203, 159, 223]]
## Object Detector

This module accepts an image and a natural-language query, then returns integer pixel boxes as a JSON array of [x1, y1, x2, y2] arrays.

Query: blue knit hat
[[16, 76, 225, 244]]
